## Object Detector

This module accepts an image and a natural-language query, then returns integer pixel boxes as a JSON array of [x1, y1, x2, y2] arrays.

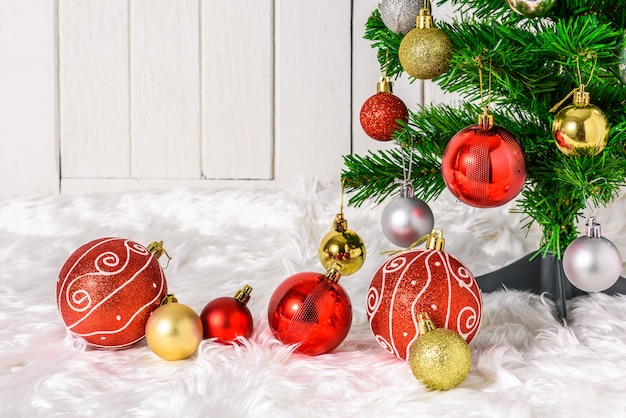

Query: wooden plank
[[0, 0, 58, 196], [130, 0, 201, 179], [59, 0, 130, 178], [275, 0, 351, 186], [201, 0, 273, 179], [352, 0, 424, 158]]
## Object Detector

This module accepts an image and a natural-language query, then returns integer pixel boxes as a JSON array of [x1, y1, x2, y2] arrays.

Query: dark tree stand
[[476, 252, 626, 322]]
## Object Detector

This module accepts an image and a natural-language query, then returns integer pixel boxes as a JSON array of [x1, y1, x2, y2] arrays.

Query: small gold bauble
[[318, 229, 366, 276], [552, 103, 609, 157], [398, 27, 453, 79], [409, 327, 472, 390], [145, 302, 203, 361]]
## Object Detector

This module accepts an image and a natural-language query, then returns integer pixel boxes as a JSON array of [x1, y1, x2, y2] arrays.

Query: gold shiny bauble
[[552, 103, 609, 157], [409, 327, 472, 390], [145, 302, 203, 361], [318, 229, 366, 276], [398, 27, 453, 79]]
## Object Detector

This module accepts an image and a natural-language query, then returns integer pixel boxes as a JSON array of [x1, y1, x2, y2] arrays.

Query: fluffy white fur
[[2, 179, 626, 417]]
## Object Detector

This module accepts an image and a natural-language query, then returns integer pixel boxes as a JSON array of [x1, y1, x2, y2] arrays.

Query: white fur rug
[[3, 179, 626, 417]]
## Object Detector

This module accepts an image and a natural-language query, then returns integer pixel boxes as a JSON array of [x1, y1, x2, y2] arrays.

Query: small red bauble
[[56, 238, 168, 349], [441, 119, 526, 208], [200, 285, 254, 344], [267, 269, 352, 355], [366, 230, 482, 360], [360, 77, 408, 141]]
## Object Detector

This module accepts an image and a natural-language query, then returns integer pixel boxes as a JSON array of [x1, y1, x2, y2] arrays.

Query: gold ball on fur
[[145, 299, 203, 361], [409, 313, 472, 390], [318, 214, 366, 275], [398, 26, 453, 80]]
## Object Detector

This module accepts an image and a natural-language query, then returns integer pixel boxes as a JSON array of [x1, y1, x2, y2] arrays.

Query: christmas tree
[[344, 0, 626, 260]]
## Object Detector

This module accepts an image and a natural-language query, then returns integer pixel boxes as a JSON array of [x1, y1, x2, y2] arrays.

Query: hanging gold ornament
[[398, 1, 453, 80], [145, 294, 203, 361], [408, 312, 472, 390], [318, 181, 366, 275], [552, 86, 609, 157]]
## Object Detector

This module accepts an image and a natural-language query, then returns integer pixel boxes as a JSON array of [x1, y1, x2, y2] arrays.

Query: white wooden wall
[[0, 0, 455, 198]]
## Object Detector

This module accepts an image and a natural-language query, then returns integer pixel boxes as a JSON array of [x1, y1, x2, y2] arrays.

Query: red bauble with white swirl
[[366, 249, 482, 360], [56, 238, 168, 349]]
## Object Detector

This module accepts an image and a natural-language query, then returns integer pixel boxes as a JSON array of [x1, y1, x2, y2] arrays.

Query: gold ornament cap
[[332, 213, 348, 233], [376, 76, 393, 94], [324, 264, 343, 283], [147, 241, 172, 269], [234, 284, 253, 304], [477, 111, 494, 128], [574, 90, 591, 107], [418, 312, 437, 335], [425, 229, 445, 251], [416, 7, 433, 29]]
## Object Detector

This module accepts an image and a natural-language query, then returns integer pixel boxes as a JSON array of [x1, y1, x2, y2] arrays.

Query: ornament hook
[[400, 137, 415, 196]]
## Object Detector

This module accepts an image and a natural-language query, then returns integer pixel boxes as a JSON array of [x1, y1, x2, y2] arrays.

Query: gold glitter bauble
[[409, 327, 472, 390], [552, 103, 609, 157], [398, 27, 453, 79], [145, 301, 203, 361], [318, 229, 366, 276]]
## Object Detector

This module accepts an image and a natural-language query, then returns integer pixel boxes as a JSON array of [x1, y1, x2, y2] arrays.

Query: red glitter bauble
[[56, 237, 168, 349], [366, 248, 482, 360], [359, 92, 408, 141], [200, 297, 254, 344], [441, 124, 526, 208], [267, 271, 352, 355]]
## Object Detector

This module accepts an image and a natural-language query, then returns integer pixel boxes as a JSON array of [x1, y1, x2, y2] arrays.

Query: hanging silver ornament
[[563, 217, 623, 292], [505, 0, 556, 18], [381, 183, 434, 247], [380, 0, 424, 35]]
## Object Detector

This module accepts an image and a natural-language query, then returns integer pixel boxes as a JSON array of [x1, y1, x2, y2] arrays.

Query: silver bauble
[[381, 192, 434, 248], [505, 0, 556, 17], [563, 217, 622, 292], [380, 0, 424, 35]]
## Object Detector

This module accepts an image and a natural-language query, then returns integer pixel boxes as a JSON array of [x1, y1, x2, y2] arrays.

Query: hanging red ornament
[[200, 285, 254, 344], [441, 112, 527, 208], [56, 238, 170, 349], [359, 75, 408, 141], [367, 230, 482, 360], [145, 294, 203, 361], [267, 266, 352, 355], [563, 217, 622, 292]]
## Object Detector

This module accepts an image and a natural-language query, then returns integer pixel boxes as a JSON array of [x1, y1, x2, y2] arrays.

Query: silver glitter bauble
[[563, 217, 622, 292], [380, 0, 424, 35], [505, 0, 556, 17], [381, 186, 434, 247]]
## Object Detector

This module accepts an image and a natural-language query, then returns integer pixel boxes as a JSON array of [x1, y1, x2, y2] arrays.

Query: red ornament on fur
[[267, 268, 352, 355], [366, 230, 482, 360], [56, 238, 169, 349], [359, 76, 408, 141], [441, 114, 526, 208], [200, 285, 254, 344]]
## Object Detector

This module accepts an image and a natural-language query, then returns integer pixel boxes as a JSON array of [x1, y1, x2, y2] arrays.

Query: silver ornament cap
[[563, 217, 623, 292], [381, 184, 435, 247]]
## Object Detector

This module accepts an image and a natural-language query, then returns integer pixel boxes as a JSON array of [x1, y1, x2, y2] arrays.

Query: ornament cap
[[417, 312, 437, 335], [147, 241, 172, 269], [332, 213, 348, 233], [160, 294, 178, 305], [585, 217, 602, 238], [416, 7, 433, 29], [401, 182, 415, 198], [425, 229, 445, 251], [234, 284, 253, 304], [376, 76, 393, 94], [477, 112, 494, 128], [574, 90, 591, 107], [324, 264, 343, 283]]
